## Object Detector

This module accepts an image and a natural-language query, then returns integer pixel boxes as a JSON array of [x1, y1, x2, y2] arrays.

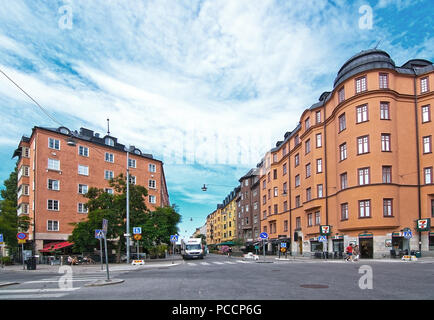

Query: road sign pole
[[172, 242, 174, 264], [263, 239, 266, 260], [104, 233, 110, 281], [137, 241, 139, 260], [126, 149, 130, 265], [22, 243, 25, 270], [100, 236, 103, 270]]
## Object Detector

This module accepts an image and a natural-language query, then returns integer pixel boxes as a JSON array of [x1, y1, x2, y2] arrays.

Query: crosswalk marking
[[200, 262, 210, 265], [0, 288, 80, 294], [225, 261, 236, 264], [212, 262, 224, 265], [236, 260, 248, 263]]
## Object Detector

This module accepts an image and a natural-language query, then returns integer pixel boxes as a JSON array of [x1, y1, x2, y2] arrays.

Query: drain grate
[[300, 284, 329, 289]]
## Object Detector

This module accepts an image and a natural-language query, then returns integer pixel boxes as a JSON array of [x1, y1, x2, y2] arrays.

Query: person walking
[[353, 245, 360, 261], [227, 246, 232, 258], [345, 243, 354, 262]]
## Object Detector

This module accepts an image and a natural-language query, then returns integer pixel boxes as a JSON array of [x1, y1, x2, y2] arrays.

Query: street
[[1, 254, 434, 300]]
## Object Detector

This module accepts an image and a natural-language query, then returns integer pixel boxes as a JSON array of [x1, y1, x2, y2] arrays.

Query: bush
[[1, 256, 12, 265]]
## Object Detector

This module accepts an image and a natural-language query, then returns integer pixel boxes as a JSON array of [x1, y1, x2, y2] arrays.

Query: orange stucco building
[[14, 126, 170, 253], [259, 50, 434, 258]]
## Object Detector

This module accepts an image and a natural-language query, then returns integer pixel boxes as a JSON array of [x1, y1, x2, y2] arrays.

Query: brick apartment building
[[14, 126, 169, 253]]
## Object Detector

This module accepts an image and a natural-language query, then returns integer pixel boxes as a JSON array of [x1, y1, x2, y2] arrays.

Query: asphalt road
[[1, 254, 434, 300]]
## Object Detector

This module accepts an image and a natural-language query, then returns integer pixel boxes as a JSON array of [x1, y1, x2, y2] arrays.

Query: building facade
[[221, 189, 237, 243], [14, 126, 170, 253]]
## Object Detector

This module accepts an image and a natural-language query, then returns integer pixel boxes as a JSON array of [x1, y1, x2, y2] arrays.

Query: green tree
[[0, 166, 31, 254], [69, 174, 181, 262], [197, 234, 207, 245]]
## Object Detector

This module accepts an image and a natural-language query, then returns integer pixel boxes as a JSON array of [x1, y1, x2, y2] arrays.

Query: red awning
[[39, 241, 74, 252]]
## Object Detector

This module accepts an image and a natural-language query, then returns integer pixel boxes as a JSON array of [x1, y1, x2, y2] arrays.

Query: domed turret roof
[[334, 49, 395, 88]]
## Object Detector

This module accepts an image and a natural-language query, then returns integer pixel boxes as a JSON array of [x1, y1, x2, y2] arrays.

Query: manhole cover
[[300, 284, 329, 289]]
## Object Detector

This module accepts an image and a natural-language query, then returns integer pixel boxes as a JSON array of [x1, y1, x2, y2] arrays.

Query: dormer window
[[105, 137, 114, 146], [59, 127, 70, 135]]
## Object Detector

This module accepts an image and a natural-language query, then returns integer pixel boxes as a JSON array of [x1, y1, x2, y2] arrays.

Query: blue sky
[[0, 0, 433, 239]]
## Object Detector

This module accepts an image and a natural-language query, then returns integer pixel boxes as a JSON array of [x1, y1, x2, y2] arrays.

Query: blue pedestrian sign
[[403, 231, 412, 239], [0, 234, 3, 242], [280, 242, 287, 248], [170, 235, 178, 242], [133, 227, 142, 235], [260, 232, 268, 239], [95, 230, 103, 239], [318, 235, 327, 242]]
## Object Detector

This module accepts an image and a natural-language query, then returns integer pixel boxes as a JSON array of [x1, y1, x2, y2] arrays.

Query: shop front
[[332, 235, 344, 257], [358, 233, 374, 259], [429, 232, 434, 251]]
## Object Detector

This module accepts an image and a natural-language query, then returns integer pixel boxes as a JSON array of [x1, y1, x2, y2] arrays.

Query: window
[[295, 196, 301, 208], [316, 133, 322, 148], [274, 187, 278, 197], [263, 210, 267, 219], [295, 174, 300, 187], [306, 163, 311, 178], [423, 136, 432, 153], [284, 220, 288, 232], [283, 146, 287, 156], [305, 117, 310, 130], [274, 204, 278, 214], [273, 153, 278, 163], [246, 204, 249, 212], [379, 73, 389, 89], [273, 169, 277, 180], [305, 139, 311, 154], [338, 87, 345, 103], [382, 166, 392, 183], [340, 172, 348, 190], [422, 105, 431, 123], [129, 175, 136, 185], [358, 167, 370, 185], [339, 114, 346, 132], [306, 187, 312, 201], [149, 164, 156, 172], [105, 188, 114, 194], [48, 138, 60, 150], [105, 152, 114, 163], [105, 137, 114, 146], [380, 102, 390, 120], [283, 163, 287, 175], [78, 203, 88, 213], [78, 146, 89, 157], [78, 165, 89, 176], [47, 220, 59, 231], [245, 179, 249, 186], [268, 172, 271, 182], [253, 202, 258, 210], [283, 201, 288, 212], [148, 179, 156, 189], [340, 143, 347, 161], [128, 159, 136, 168], [356, 105, 368, 123], [262, 180, 266, 189], [383, 199, 393, 217], [315, 211, 321, 225], [316, 159, 323, 173], [341, 203, 349, 220], [294, 135, 300, 146], [421, 77, 429, 93], [432, 200, 434, 218], [355, 76, 367, 93], [22, 147, 30, 158], [317, 184, 323, 198], [105, 170, 114, 180], [359, 200, 371, 218], [425, 167, 433, 184], [268, 189, 271, 200], [149, 195, 156, 204], [48, 179, 59, 191], [48, 159, 60, 171], [78, 184, 88, 194], [357, 135, 369, 154], [316, 111, 321, 124], [308, 213, 313, 227], [263, 195, 266, 205], [296, 217, 301, 230], [47, 199, 59, 211], [295, 154, 300, 167], [381, 134, 391, 152], [283, 182, 288, 195]]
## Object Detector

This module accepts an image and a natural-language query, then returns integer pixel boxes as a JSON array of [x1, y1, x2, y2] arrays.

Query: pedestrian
[[353, 245, 360, 261], [345, 243, 354, 262], [67, 255, 72, 265], [228, 246, 232, 258]]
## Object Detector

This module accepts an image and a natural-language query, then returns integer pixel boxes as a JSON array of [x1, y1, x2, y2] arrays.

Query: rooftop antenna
[[107, 118, 110, 136], [374, 39, 382, 49]]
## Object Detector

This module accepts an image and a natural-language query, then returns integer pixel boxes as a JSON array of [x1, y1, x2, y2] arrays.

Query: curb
[[0, 282, 20, 287], [84, 279, 125, 287]]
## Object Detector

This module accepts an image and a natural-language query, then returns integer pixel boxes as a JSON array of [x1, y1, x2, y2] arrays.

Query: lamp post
[[125, 146, 133, 264]]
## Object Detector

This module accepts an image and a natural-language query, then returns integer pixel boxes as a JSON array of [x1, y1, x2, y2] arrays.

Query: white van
[[181, 238, 204, 260]]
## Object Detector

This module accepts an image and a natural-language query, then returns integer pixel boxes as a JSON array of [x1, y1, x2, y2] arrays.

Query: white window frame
[[47, 220, 59, 231], [78, 165, 89, 176], [48, 159, 60, 171], [48, 179, 60, 191], [105, 170, 114, 180], [105, 152, 114, 163], [149, 195, 156, 204], [78, 203, 88, 213], [78, 145, 89, 157], [47, 199, 59, 211], [78, 184, 88, 194], [148, 179, 156, 189], [128, 159, 136, 168], [48, 138, 60, 150], [149, 163, 156, 172]]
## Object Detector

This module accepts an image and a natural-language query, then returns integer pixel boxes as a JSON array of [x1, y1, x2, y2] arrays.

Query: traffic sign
[[18, 239, 26, 244], [403, 231, 413, 239], [280, 242, 287, 248], [16, 232, 27, 240], [133, 234, 142, 241], [133, 227, 142, 235], [318, 235, 327, 242], [0, 234, 3, 243], [170, 235, 178, 242], [260, 232, 268, 239], [102, 219, 108, 233], [95, 230, 103, 239]]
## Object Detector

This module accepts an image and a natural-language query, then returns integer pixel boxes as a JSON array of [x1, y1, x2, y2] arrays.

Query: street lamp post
[[126, 147, 131, 264]]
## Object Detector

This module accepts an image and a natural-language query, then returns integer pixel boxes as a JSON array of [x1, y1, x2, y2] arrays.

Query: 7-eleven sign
[[416, 219, 431, 232], [320, 225, 331, 235]]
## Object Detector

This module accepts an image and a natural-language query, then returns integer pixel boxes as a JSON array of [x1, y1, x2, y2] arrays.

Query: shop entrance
[[359, 238, 373, 259]]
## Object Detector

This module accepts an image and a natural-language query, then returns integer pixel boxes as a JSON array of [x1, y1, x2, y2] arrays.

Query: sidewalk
[[0, 257, 183, 273], [274, 255, 434, 263]]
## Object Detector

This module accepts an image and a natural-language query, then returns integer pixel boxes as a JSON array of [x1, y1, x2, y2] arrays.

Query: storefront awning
[[217, 241, 235, 246], [39, 241, 74, 252]]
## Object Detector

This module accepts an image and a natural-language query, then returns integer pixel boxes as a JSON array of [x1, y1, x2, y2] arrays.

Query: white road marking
[[0, 293, 69, 299], [200, 262, 210, 266], [0, 288, 80, 294], [212, 262, 224, 265], [235, 260, 249, 263]]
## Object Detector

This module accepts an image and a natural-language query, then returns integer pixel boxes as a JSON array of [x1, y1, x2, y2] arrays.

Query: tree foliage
[[69, 174, 181, 261]]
